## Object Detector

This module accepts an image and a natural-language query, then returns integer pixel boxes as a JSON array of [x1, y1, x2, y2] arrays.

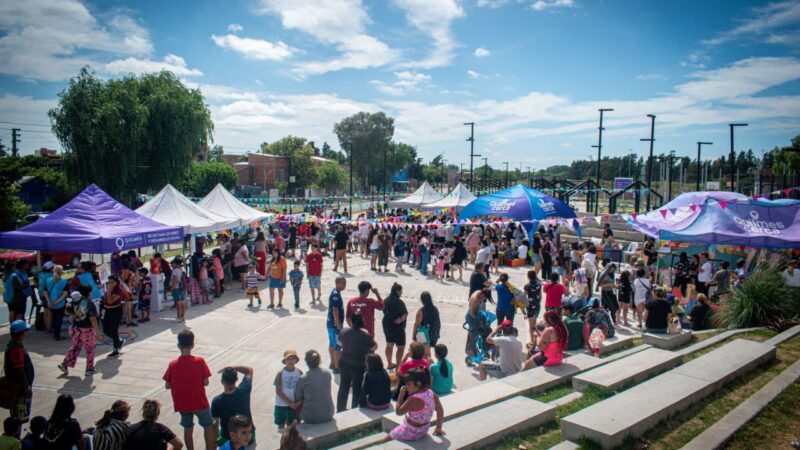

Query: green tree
[[261, 136, 307, 156], [260, 136, 318, 191], [773, 135, 800, 175], [0, 157, 31, 230], [333, 112, 395, 190], [317, 161, 347, 193], [49, 68, 213, 204], [184, 162, 237, 196], [207, 145, 224, 162]]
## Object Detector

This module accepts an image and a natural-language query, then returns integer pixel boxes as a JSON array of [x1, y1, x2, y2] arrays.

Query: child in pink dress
[[382, 368, 444, 443]]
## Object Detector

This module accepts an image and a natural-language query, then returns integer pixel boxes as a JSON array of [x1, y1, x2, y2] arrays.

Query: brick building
[[232, 152, 332, 190]]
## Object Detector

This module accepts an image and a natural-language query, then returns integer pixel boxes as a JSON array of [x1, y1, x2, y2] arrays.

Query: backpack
[[638, 278, 654, 302]]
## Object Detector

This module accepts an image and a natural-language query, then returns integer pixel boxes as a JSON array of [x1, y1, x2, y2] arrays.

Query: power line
[[0, 121, 51, 128], [0, 127, 55, 134]]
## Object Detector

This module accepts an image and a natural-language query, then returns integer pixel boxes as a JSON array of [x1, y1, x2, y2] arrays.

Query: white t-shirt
[[476, 246, 493, 265], [698, 262, 713, 282], [492, 335, 524, 376], [518, 245, 528, 261], [783, 268, 800, 287], [633, 277, 652, 305], [359, 225, 369, 240], [444, 225, 454, 242], [274, 367, 302, 406], [437, 227, 445, 238]]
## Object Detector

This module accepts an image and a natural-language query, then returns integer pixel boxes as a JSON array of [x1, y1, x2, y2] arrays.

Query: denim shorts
[[308, 276, 321, 289], [172, 288, 186, 301], [327, 326, 341, 350], [533, 254, 542, 264], [269, 278, 286, 289], [180, 408, 214, 428]]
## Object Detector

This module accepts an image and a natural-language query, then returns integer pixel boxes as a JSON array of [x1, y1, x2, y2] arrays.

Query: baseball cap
[[500, 319, 513, 328], [42, 261, 55, 270], [70, 291, 82, 301], [282, 349, 299, 364], [10, 320, 31, 334]]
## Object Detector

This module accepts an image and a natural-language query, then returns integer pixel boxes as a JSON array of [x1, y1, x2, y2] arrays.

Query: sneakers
[[57, 363, 68, 375], [268, 304, 275, 309], [107, 350, 120, 358], [258, 299, 262, 306], [85, 368, 98, 376]]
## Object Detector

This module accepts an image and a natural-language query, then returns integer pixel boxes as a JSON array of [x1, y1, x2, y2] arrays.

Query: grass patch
[[494, 386, 611, 450], [726, 380, 800, 450], [681, 330, 775, 362], [532, 383, 574, 403], [627, 334, 800, 450]]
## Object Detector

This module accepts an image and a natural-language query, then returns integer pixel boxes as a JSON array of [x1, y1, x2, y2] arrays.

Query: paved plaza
[[2, 253, 539, 448]]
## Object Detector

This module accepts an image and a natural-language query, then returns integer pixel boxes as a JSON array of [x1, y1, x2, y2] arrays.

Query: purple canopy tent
[[661, 200, 800, 249], [0, 184, 184, 253], [628, 191, 750, 239]]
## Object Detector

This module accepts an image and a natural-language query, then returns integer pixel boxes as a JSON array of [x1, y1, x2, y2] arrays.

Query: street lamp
[[591, 108, 613, 214], [696, 141, 713, 191], [641, 114, 656, 210], [526, 166, 532, 186], [729, 123, 748, 191], [503, 161, 509, 187], [667, 150, 676, 201], [343, 142, 354, 218], [464, 122, 478, 190], [440, 156, 447, 192], [482, 157, 488, 185]]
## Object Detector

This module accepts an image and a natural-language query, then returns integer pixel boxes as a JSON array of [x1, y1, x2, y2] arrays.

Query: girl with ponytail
[[93, 400, 130, 450], [380, 367, 444, 443], [430, 344, 453, 395], [523, 309, 566, 370]]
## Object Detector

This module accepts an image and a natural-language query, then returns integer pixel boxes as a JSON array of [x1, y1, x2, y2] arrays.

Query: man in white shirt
[[479, 323, 523, 379], [697, 252, 713, 296], [782, 260, 800, 287], [476, 241, 493, 266], [358, 224, 369, 257], [517, 242, 529, 261], [444, 224, 454, 243]]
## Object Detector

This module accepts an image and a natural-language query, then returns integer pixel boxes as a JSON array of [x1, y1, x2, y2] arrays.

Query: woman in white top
[[632, 267, 651, 328]]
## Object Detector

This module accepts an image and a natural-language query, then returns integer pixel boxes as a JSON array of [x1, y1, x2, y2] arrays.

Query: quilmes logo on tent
[[490, 200, 517, 212], [537, 198, 556, 214], [733, 209, 785, 235]]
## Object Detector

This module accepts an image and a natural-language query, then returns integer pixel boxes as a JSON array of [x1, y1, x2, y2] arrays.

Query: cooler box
[[510, 258, 526, 267]]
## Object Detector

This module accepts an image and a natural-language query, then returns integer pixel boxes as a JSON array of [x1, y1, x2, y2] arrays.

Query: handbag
[[0, 364, 20, 410], [416, 324, 430, 345]]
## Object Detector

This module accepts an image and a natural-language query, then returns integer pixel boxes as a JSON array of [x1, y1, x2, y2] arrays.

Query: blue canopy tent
[[457, 184, 579, 239]]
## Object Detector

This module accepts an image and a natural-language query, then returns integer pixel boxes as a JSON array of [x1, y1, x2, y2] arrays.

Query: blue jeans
[[293, 287, 301, 307], [421, 249, 430, 275]]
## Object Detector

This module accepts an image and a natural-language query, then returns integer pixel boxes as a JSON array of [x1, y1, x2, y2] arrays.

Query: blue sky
[[1, 0, 799, 169]]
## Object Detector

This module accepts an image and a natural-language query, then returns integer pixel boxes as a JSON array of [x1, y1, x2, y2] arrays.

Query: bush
[[712, 263, 798, 331]]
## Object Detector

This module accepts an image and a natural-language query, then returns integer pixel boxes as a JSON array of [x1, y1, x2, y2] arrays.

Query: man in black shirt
[[333, 225, 349, 273], [211, 365, 254, 448], [644, 288, 671, 333]]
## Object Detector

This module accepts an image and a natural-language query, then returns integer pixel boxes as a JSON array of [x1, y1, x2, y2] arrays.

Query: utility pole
[[696, 141, 713, 191], [459, 163, 464, 183], [667, 151, 675, 201], [641, 114, 656, 210], [11, 128, 20, 158], [729, 123, 748, 191], [503, 161, 509, 187], [344, 142, 354, 218], [440, 157, 446, 192], [527, 166, 532, 187], [382, 144, 388, 207], [464, 122, 478, 190], [591, 108, 613, 214], [482, 157, 488, 187]]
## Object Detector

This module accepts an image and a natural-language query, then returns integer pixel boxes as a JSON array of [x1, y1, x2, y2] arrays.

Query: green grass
[[681, 329, 775, 362], [531, 383, 574, 403], [726, 380, 800, 450]]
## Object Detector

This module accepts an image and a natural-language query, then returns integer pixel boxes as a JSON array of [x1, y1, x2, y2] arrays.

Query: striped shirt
[[93, 419, 129, 450], [245, 273, 260, 289]]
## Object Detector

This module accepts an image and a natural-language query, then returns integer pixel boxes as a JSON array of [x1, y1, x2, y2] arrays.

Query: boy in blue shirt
[[218, 415, 251, 450], [289, 261, 304, 310]]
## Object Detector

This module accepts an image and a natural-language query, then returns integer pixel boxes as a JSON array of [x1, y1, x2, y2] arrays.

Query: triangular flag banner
[[719, 200, 727, 209], [630, 213, 637, 221], [689, 204, 697, 212], [669, 208, 678, 215], [659, 209, 668, 218], [784, 188, 793, 196]]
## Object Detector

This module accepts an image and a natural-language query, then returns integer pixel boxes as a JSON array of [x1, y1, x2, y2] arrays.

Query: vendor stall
[[136, 184, 240, 234], [420, 182, 477, 213], [198, 183, 272, 226], [389, 181, 443, 209]]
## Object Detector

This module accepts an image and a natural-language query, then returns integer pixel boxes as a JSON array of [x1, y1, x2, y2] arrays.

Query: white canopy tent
[[420, 182, 477, 212], [135, 184, 240, 234], [389, 181, 444, 209], [198, 183, 272, 226]]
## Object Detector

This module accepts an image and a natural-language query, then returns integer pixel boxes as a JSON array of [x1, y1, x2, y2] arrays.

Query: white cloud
[[703, 1, 800, 46], [474, 47, 491, 58], [258, 0, 398, 76], [531, 0, 575, 11], [477, 0, 513, 8], [635, 73, 666, 81], [393, 0, 465, 69], [211, 34, 293, 61], [0, 94, 59, 154], [467, 70, 480, 79], [370, 71, 431, 96], [105, 54, 203, 77], [227, 23, 244, 33], [677, 57, 800, 101], [0, 0, 153, 81]]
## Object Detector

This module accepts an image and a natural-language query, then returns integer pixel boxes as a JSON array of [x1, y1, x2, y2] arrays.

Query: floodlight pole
[[592, 108, 613, 214], [729, 123, 748, 191], [641, 114, 656, 210], [696, 141, 713, 191]]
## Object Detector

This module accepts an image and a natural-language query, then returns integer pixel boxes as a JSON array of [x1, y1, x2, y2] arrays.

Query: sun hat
[[10, 320, 31, 334], [42, 261, 55, 270], [282, 349, 299, 364], [70, 291, 82, 301]]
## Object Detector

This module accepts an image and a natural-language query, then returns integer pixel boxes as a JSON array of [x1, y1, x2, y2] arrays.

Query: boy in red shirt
[[163, 329, 215, 450], [543, 273, 567, 312], [345, 281, 384, 337], [305, 244, 323, 304]]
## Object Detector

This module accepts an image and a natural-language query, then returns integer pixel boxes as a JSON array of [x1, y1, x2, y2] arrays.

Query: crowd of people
[[2, 206, 799, 449]]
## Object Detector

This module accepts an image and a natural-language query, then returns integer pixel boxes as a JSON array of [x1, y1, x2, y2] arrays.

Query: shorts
[[525, 302, 541, 319], [444, 263, 450, 272], [308, 276, 321, 289], [370, 248, 379, 255], [530, 352, 548, 367], [481, 361, 511, 378], [172, 288, 186, 302], [383, 323, 406, 346], [139, 298, 151, 311], [235, 265, 248, 275], [179, 408, 214, 429], [246, 288, 261, 298], [327, 327, 341, 350], [634, 296, 646, 307], [533, 254, 542, 264], [200, 279, 212, 292], [8, 300, 26, 315], [274, 405, 297, 426], [269, 278, 286, 289]]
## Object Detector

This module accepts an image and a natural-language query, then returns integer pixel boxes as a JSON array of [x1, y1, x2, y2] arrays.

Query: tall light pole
[[728, 123, 748, 191], [591, 108, 613, 214], [667, 150, 675, 201], [696, 141, 713, 191], [482, 157, 488, 185], [641, 114, 656, 210], [526, 166, 532, 186], [382, 144, 388, 208], [440, 156, 447, 192], [464, 122, 478, 190], [503, 161, 509, 187], [460, 163, 464, 183], [343, 142, 354, 218]]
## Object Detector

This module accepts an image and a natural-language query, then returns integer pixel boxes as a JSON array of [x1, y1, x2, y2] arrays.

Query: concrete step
[[547, 391, 583, 407], [572, 347, 682, 392], [560, 339, 776, 449], [681, 358, 800, 450], [643, 331, 693, 350], [329, 432, 388, 450], [298, 407, 388, 449], [676, 327, 762, 357], [372, 396, 556, 449], [549, 441, 580, 450], [381, 353, 603, 432], [764, 324, 800, 346]]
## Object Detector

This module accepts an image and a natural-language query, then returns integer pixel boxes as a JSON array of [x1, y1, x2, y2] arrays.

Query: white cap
[[42, 261, 55, 270], [70, 291, 82, 301]]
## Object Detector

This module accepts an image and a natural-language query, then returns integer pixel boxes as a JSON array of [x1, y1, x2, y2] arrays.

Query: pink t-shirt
[[543, 282, 566, 308], [399, 358, 430, 375]]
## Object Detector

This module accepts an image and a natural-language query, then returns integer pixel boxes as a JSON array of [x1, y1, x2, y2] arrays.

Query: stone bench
[[598, 331, 636, 355], [560, 339, 776, 449], [643, 331, 692, 350], [572, 347, 682, 392], [381, 353, 603, 432], [297, 407, 388, 449], [371, 396, 555, 449]]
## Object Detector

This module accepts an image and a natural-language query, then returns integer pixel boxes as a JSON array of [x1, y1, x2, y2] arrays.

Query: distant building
[[230, 152, 331, 190], [17, 176, 56, 211], [34, 148, 59, 158]]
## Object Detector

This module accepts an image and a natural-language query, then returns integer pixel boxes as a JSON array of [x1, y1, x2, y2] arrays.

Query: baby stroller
[[464, 309, 496, 365]]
